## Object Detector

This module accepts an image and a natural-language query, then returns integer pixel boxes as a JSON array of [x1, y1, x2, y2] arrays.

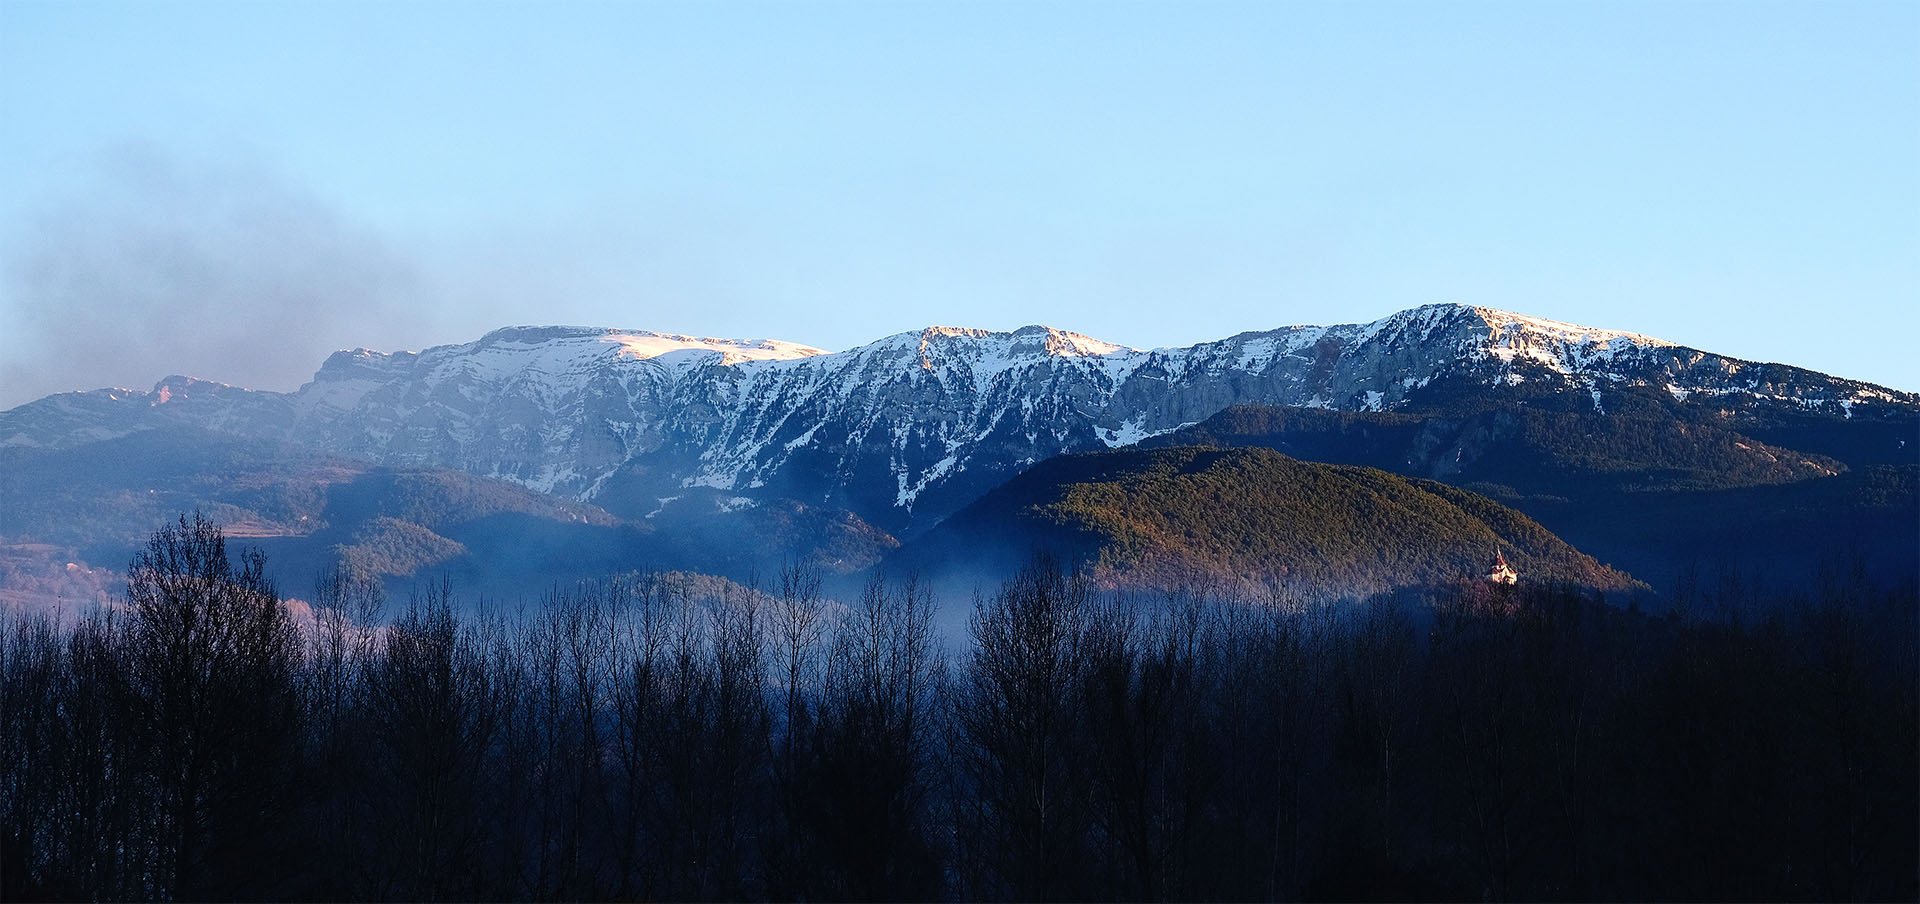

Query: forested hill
[[1143, 399, 1920, 592], [892, 446, 1641, 598]]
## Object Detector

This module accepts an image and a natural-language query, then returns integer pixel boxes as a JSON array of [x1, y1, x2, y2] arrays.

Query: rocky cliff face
[[4, 304, 1910, 533]]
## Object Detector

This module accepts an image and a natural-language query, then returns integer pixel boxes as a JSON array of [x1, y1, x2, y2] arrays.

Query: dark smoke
[[0, 144, 425, 409]]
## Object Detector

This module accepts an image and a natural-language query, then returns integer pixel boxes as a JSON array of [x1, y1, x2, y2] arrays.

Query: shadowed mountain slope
[[0, 429, 897, 605]]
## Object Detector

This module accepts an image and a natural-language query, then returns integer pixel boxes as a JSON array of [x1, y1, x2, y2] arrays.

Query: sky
[[2, 1, 1915, 408]]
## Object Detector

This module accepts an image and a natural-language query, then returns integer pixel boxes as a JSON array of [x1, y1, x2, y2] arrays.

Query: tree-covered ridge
[[910, 446, 1640, 597], [332, 516, 468, 578], [1167, 392, 1852, 496], [0, 428, 616, 553], [1151, 398, 1919, 592]]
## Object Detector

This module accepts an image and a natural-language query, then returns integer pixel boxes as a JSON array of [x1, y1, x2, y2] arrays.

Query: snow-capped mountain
[[3, 304, 1911, 533]]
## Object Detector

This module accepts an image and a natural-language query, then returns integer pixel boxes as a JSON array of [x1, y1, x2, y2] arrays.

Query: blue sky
[[2, 1, 1915, 405]]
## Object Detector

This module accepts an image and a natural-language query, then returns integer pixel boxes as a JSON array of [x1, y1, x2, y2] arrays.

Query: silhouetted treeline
[[2, 514, 1915, 901]]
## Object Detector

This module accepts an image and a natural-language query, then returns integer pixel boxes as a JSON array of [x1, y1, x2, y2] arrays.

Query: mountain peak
[[1010, 324, 1132, 358], [1454, 305, 1677, 349], [903, 324, 1128, 357], [472, 325, 827, 363], [147, 374, 245, 405]]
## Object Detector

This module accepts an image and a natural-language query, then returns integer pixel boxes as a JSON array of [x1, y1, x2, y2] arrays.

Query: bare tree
[[356, 578, 498, 901], [785, 572, 945, 900], [120, 512, 303, 900], [953, 555, 1094, 900]]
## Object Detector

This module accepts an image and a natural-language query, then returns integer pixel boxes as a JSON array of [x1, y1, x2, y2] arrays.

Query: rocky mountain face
[[4, 305, 1912, 535]]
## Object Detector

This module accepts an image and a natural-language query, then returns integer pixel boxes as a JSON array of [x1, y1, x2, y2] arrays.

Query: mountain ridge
[[18, 303, 1910, 408], [5, 303, 1912, 536]]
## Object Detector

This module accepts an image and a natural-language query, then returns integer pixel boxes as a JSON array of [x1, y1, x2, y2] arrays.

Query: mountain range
[[2, 303, 1913, 606]]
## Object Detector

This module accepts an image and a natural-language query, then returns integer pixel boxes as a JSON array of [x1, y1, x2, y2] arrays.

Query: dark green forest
[[2, 514, 1915, 902], [902, 446, 1642, 597], [1144, 399, 1920, 593]]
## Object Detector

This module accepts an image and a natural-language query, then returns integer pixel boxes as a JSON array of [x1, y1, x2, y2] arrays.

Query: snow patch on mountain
[[1096, 418, 1199, 448]]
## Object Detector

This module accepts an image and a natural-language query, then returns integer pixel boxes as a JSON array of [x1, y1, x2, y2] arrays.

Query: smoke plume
[[1, 144, 425, 409]]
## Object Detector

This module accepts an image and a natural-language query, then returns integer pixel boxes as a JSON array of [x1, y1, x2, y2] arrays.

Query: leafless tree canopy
[[1, 517, 1915, 901]]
